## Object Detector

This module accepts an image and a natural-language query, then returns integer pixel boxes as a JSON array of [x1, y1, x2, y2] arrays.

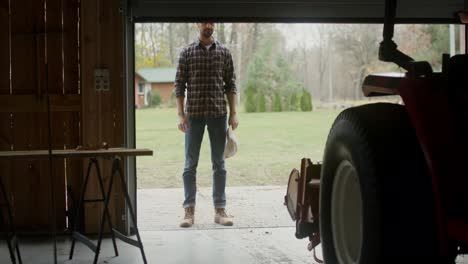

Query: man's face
[[198, 22, 215, 38]]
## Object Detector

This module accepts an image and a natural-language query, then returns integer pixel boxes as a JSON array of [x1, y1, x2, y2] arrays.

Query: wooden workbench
[[0, 147, 153, 264], [0, 148, 152, 159]]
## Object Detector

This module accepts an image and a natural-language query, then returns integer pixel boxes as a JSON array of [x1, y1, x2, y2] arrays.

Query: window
[[138, 82, 145, 95]]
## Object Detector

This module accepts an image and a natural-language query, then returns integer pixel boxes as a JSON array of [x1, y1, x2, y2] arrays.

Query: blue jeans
[[182, 116, 227, 209]]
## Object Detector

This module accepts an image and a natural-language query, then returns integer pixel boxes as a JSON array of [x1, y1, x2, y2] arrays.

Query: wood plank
[[47, 34, 63, 95], [46, 0, 63, 95], [30, 112, 57, 232], [34, 112, 56, 232], [10, 0, 44, 95], [0, 94, 81, 113], [10, 35, 37, 95], [0, 113, 12, 226], [11, 158, 47, 231], [102, 0, 125, 232], [64, 112, 82, 229], [40, 112, 58, 230], [8, 115, 69, 232], [0, 113, 12, 150], [46, 0, 62, 33], [0, 1, 9, 95], [6, 0, 83, 233], [10, 0, 37, 33], [63, 0, 79, 95], [80, 0, 127, 234], [12, 112, 48, 231], [0, 148, 153, 159], [81, 0, 104, 234], [48, 112, 67, 230]]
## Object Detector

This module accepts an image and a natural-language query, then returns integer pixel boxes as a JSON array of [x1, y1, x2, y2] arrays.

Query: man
[[174, 22, 239, 228]]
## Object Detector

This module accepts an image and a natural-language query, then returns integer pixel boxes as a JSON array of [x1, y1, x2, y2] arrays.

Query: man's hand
[[228, 112, 239, 130], [178, 114, 188, 133]]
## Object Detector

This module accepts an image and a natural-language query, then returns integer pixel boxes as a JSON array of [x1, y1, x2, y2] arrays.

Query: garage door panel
[[130, 0, 464, 22]]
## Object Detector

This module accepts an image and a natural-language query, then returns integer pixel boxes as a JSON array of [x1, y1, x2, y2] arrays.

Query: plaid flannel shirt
[[174, 39, 237, 118]]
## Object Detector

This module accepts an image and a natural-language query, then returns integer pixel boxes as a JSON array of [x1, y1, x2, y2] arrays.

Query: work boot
[[214, 208, 233, 226], [180, 207, 195, 228]]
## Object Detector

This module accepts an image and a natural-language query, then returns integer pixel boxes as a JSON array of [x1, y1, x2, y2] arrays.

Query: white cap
[[224, 127, 238, 159]]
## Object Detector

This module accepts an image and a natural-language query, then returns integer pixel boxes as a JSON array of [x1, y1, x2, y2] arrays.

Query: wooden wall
[[0, 0, 126, 234], [81, 0, 125, 233], [151, 83, 174, 103]]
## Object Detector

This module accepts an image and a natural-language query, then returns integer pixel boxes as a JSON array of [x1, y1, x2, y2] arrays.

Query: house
[[135, 67, 177, 107]]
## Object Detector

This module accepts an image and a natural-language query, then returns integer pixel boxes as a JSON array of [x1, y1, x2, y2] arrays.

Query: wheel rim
[[331, 160, 363, 264]]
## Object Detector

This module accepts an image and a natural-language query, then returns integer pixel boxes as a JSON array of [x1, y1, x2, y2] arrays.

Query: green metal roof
[[137, 67, 177, 83]]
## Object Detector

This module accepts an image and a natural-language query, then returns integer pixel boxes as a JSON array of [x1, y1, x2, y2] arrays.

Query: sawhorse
[[0, 176, 22, 264], [69, 157, 147, 264]]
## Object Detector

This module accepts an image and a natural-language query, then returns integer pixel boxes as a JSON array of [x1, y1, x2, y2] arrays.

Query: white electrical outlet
[[94, 68, 110, 91]]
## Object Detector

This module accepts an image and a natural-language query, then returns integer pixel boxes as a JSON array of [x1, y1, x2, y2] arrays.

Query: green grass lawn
[[136, 107, 340, 189]]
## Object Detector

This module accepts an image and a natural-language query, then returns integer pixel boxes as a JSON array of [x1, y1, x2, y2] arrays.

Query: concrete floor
[[137, 186, 297, 231], [1, 186, 466, 264], [0, 228, 318, 264], [0, 186, 320, 264]]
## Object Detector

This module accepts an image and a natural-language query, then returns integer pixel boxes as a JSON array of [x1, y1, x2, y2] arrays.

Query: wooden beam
[[0, 0, 9, 95], [63, 0, 79, 95], [0, 148, 153, 159]]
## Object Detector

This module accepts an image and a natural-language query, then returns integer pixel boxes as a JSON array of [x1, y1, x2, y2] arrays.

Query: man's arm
[[175, 49, 188, 133], [227, 92, 238, 130], [224, 51, 239, 130], [223, 51, 237, 95], [176, 97, 188, 133]]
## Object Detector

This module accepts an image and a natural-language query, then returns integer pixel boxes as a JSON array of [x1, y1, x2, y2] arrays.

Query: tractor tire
[[319, 103, 441, 264]]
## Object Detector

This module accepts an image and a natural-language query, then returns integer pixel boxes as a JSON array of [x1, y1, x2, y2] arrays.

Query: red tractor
[[286, 0, 468, 263]]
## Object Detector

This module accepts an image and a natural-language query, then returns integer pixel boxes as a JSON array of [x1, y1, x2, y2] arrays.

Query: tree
[[242, 40, 274, 109], [332, 24, 381, 100], [168, 23, 175, 65], [136, 23, 444, 105], [244, 84, 257, 113], [242, 24, 305, 113], [272, 91, 282, 112], [289, 93, 298, 111], [300, 90, 313, 112], [258, 90, 267, 112], [216, 23, 226, 43], [135, 23, 172, 70], [315, 24, 332, 102], [423, 25, 450, 69], [183, 23, 191, 44]]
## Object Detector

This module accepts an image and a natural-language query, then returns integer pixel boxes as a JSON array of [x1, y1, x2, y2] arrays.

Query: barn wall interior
[[0, 0, 126, 234]]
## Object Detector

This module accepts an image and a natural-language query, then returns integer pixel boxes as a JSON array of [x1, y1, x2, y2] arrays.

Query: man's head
[[197, 22, 215, 39]]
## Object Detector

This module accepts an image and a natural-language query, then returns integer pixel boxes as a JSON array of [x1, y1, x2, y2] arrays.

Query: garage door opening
[[133, 22, 465, 262]]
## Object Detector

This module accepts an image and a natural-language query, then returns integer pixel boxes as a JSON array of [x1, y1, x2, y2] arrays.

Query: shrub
[[300, 90, 313, 112], [245, 91, 257, 113], [258, 91, 267, 112], [272, 91, 282, 112], [149, 91, 161, 107], [289, 93, 298, 111]]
